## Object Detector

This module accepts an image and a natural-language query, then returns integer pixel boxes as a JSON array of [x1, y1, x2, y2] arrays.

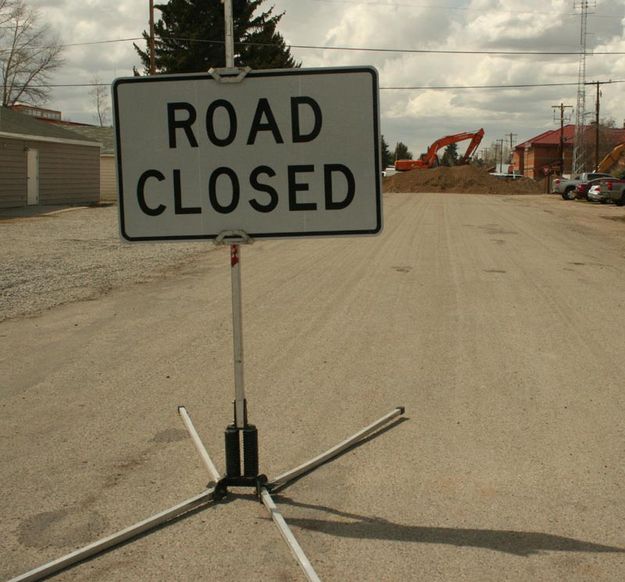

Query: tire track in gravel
[[236, 194, 433, 474], [440, 195, 625, 494], [486, 196, 625, 387], [243, 194, 422, 376]]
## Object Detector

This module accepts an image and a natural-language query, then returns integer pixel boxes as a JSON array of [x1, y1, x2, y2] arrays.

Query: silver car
[[587, 184, 609, 203]]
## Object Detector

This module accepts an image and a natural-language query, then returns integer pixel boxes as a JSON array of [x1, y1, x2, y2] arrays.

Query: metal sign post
[[223, 0, 245, 427], [223, 0, 234, 68], [215, 229, 259, 488], [230, 242, 246, 429], [9, 3, 404, 581]]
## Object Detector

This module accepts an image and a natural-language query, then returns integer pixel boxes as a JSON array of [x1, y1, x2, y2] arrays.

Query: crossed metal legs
[[9, 406, 404, 582]]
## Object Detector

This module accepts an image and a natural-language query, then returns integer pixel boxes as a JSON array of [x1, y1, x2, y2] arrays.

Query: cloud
[[283, 0, 625, 153], [20, 0, 624, 157]]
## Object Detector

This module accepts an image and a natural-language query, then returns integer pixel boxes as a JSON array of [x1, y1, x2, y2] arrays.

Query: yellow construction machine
[[596, 142, 625, 177]]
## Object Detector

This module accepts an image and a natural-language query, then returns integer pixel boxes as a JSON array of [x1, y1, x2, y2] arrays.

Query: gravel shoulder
[[0, 205, 214, 322]]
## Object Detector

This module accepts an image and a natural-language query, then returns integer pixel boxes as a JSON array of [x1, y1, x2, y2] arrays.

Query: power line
[[2, 36, 625, 56], [283, 43, 599, 55], [16, 78, 625, 91], [155, 38, 625, 56], [0, 37, 143, 52], [381, 79, 625, 90], [65, 37, 143, 48]]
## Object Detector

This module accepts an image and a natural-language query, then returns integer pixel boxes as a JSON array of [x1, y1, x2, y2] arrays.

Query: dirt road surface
[[2, 194, 625, 581]]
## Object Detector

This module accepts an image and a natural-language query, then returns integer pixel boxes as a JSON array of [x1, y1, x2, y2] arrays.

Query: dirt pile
[[383, 165, 544, 195]]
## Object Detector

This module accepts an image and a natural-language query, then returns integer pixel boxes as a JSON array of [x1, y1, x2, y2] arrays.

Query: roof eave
[[0, 131, 101, 147]]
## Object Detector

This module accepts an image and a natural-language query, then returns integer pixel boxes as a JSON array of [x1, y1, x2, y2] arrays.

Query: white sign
[[113, 67, 382, 241]]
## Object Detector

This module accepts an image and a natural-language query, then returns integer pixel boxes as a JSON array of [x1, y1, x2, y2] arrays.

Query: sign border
[[113, 66, 382, 242]]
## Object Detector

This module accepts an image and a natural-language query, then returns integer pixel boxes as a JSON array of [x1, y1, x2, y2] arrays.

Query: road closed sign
[[113, 67, 382, 241]]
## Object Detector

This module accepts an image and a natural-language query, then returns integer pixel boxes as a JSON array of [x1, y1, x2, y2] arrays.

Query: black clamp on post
[[215, 400, 267, 501]]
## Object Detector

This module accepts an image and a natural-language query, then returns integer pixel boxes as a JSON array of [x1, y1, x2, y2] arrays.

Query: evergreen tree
[[134, 0, 298, 74], [441, 142, 459, 166], [381, 135, 393, 169], [395, 141, 412, 160]]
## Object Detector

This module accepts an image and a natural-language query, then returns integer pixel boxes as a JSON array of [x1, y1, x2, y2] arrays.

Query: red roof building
[[513, 124, 625, 178]]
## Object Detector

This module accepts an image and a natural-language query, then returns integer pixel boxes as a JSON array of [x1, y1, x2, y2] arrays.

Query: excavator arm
[[458, 128, 485, 163], [395, 128, 485, 171], [596, 142, 625, 175]]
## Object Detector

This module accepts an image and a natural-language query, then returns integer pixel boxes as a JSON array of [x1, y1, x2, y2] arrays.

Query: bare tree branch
[[0, 0, 64, 107], [0, 0, 17, 27], [89, 74, 110, 127]]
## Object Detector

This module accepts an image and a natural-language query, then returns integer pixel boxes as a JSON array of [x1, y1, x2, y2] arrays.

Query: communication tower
[[572, 0, 595, 175]]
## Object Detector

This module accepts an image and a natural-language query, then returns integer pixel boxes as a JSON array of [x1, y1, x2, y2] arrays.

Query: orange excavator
[[395, 128, 485, 171]]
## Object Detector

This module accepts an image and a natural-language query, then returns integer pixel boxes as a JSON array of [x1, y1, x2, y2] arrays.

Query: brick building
[[513, 124, 625, 178]]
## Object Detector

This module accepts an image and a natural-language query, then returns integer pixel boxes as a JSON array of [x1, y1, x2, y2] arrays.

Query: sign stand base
[[9, 239, 406, 582], [10, 406, 405, 582]]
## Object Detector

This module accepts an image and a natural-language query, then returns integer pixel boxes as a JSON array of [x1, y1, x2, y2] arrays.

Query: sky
[[23, 0, 625, 159]]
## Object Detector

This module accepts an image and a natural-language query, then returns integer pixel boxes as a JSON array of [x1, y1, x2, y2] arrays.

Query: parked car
[[553, 172, 614, 200], [575, 177, 614, 200], [586, 184, 609, 203], [600, 179, 625, 206], [575, 181, 592, 199]]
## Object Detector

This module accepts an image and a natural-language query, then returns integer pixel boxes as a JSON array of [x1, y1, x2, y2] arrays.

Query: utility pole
[[496, 138, 505, 172], [149, 0, 156, 75], [505, 132, 517, 171], [506, 132, 517, 152], [582, 80, 611, 170], [552, 103, 573, 175], [593, 80, 600, 169]]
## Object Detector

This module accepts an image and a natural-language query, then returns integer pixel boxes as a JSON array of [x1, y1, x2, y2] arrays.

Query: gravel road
[[2, 194, 625, 581], [0, 205, 213, 322]]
